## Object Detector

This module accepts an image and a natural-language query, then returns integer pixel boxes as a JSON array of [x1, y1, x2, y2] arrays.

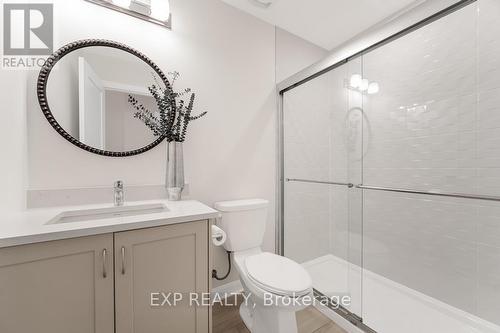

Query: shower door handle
[[286, 178, 354, 188]]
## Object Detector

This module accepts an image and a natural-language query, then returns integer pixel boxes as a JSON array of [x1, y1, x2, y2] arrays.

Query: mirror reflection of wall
[[105, 91, 156, 151], [46, 46, 165, 152]]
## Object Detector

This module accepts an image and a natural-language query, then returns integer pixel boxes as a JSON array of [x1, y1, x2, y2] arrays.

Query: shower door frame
[[276, 0, 476, 332]]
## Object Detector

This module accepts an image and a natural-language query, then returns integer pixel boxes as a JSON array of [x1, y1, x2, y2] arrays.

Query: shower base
[[302, 255, 500, 333]]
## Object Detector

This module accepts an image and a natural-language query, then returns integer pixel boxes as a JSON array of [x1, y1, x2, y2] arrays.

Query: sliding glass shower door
[[282, 57, 364, 319], [281, 1, 500, 332]]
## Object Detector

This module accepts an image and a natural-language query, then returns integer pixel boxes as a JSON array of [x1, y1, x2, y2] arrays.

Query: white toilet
[[215, 199, 313, 333]]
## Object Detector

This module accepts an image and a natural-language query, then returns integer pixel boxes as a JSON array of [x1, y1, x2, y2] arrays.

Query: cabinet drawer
[[0, 234, 114, 333], [114, 220, 210, 333]]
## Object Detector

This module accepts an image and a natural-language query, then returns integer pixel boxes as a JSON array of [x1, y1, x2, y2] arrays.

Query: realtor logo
[[3, 3, 53, 55], [2, 3, 53, 69]]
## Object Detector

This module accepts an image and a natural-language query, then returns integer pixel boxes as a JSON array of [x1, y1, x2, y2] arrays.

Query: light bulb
[[112, 0, 131, 8], [349, 74, 362, 88], [151, 0, 170, 21], [367, 82, 380, 95], [359, 79, 369, 91]]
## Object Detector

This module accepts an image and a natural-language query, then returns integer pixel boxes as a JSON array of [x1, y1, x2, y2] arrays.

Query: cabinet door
[[0, 234, 114, 333], [115, 221, 209, 333]]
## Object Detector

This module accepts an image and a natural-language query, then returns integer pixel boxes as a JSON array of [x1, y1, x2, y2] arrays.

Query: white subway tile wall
[[362, 0, 500, 326]]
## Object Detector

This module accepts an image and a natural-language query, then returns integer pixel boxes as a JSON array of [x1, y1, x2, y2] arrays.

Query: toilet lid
[[244, 253, 312, 296]]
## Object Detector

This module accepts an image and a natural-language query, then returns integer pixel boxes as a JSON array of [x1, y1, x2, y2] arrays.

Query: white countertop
[[0, 200, 220, 248]]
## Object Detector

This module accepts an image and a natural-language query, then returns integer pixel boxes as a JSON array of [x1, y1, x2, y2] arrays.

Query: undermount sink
[[46, 203, 169, 224]]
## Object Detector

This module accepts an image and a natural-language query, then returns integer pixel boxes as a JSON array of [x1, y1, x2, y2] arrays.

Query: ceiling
[[221, 0, 422, 50]]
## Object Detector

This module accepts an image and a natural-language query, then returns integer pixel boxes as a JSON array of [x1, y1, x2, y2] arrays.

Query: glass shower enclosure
[[278, 1, 500, 332]]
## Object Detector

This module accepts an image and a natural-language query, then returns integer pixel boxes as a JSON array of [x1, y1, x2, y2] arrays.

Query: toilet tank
[[214, 199, 269, 252]]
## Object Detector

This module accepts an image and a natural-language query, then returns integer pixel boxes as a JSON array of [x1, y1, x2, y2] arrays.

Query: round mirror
[[37, 40, 172, 157]]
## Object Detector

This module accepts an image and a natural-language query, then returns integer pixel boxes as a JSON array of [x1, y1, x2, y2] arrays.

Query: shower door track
[[313, 289, 378, 333]]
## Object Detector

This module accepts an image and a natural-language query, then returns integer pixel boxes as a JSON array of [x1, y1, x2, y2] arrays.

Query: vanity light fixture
[[129, 0, 152, 16], [112, 0, 131, 7], [84, 0, 171, 29], [151, 0, 170, 21]]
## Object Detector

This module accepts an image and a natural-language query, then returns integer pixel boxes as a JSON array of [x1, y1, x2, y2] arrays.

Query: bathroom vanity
[[0, 200, 219, 333]]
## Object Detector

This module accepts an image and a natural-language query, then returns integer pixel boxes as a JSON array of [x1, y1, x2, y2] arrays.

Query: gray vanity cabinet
[[0, 220, 210, 333], [114, 220, 210, 333], [0, 234, 115, 333]]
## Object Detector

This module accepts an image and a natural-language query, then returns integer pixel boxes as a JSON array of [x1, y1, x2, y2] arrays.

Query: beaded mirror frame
[[37, 39, 171, 157]]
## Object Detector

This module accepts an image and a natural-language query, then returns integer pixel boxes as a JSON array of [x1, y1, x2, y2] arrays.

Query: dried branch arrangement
[[128, 72, 207, 142]]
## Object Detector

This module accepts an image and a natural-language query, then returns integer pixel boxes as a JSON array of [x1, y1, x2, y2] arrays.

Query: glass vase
[[165, 141, 185, 201]]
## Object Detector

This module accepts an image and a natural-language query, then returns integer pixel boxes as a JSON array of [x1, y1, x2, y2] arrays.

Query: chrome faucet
[[114, 181, 124, 206]]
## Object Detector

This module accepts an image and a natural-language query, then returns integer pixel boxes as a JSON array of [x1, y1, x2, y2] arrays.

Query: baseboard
[[211, 280, 243, 299]]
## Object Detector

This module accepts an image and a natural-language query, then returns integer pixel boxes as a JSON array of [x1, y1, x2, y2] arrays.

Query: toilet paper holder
[[211, 222, 231, 281], [211, 225, 227, 246]]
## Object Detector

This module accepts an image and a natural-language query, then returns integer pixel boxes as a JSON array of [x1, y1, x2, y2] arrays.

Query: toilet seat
[[244, 252, 312, 297]]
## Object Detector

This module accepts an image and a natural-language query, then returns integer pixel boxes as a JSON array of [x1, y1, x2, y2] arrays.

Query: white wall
[[105, 91, 157, 151], [19, 0, 276, 288], [47, 56, 79, 137], [0, 71, 27, 214], [275, 27, 327, 83], [27, 0, 271, 189], [0, 0, 329, 287]]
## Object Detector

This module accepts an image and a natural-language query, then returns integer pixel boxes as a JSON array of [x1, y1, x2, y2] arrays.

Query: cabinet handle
[[102, 249, 107, 279], [121, 246, 126, 275]]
